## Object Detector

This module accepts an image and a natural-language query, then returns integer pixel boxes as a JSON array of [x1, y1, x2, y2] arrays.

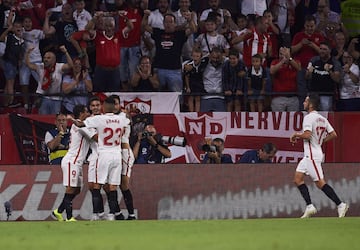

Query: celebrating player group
[[52, 95, 136, 221]]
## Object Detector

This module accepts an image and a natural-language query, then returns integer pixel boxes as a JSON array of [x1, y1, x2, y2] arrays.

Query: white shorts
[[97, 151, 122, 185], [296, 157, 324, 181], [88, 158, 98, 183], [121, 162, 132, 177], [61, 159, 83, 187]]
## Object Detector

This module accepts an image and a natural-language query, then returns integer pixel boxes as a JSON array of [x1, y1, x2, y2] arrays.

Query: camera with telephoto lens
[[142, 131, 153, 138], [161, 136, 186, 147], [202, 144, 218, 153]]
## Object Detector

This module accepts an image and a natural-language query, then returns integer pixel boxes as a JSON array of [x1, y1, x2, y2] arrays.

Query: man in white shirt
[[290, 93, 349, 218]]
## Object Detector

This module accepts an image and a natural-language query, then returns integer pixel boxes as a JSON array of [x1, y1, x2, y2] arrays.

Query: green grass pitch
[[1, 218, 359, 250]]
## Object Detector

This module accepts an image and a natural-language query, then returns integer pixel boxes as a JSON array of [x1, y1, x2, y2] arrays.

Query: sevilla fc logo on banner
[[124, 97, 151, 114]]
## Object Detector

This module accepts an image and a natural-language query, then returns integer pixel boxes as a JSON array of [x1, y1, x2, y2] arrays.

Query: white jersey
[[119, 112, 131, 144], [62, 124, 96, 164], [84, 113, 130, 152], [23, 29, 45, 63], [302, 111, 334, 161]]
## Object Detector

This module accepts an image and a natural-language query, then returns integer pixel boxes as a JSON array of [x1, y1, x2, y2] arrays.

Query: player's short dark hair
[[73, 104, 87, 119], [89, 95, 100, 105], [308, 93, 321, 110], [109, 94, 120, 103], [104, 96, 115, 105]]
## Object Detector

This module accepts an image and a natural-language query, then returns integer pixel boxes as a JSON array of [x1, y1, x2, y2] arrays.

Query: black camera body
[[142, 131, 153, 138], [202, 144, 218, 153]]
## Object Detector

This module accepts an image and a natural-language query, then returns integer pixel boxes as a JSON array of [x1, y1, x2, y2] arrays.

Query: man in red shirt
[[116, 0, 142, 91], [87, 11, 133, 92], [270, 47, 301, 111], [291, 15, 324, 109]]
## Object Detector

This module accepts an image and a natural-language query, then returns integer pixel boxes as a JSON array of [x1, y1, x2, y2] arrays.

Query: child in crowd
[[73, 0, 92, 31], [20, 16, 45, 110], [194, 15, 229, 57], [247, 54, 266, 112], [0, 19, 25, 107], [183, 48, 207, 112], [222, 48, 247, 111]]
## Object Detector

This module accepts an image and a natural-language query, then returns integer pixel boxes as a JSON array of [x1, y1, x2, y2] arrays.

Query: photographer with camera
[[133, 124, 171, 164], [202, 138, 233, 164]]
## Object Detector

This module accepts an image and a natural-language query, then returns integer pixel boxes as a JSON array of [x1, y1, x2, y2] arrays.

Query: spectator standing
[[270, 47, 301, 111], [61, 57, 93, 114], [268, 0, 298, 47], [247, 54, 267, 112], [306, 41, 341, 111], [130, 55, 160, 91], [241, 16, 272, 70], [238, 143, 277, 163], [44, 112, 70, 165], [238, 0, 268, 16], [194, 15, 230, 57], [222, 48, 246, 111], [43, 4, 79, 62], [199, 0, 237, 32], [291, 15, 324, 109], [201, 46, 226, 112], [337, 51, 360, 111], [25, 45, 73, 114], [173, 0, 198, 61], [73, 0, 92, 31], [0, 19, 25, 107], [313, 0, 341, 34], [332, 30, 347, 64], [116, 0, 143, 91], [263, 9, 280, 63], [87, 13, 133, 92], [20, 16, 45, 111], [142, 13, 195, 91], [201, 137, 233, 164], [133, 124, 171, 164], [183, 48, 207, 112], [17, 0, 54, 30]]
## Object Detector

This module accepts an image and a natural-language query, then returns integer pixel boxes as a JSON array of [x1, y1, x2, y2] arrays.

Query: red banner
[[1, 112, 360, 165]]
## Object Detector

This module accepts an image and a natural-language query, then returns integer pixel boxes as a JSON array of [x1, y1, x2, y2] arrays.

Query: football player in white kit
[[52, 105, 95, 221], [111, 95, 136, 220], [86, 96, 107, 219], [74, 96, 130, 220], [290, 93, 349, 218]]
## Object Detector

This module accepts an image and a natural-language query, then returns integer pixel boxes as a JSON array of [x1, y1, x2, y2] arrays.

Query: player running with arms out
[[73, 96, 129, 220], [290, 93, 348, 218], [52, 105, 95, 221]]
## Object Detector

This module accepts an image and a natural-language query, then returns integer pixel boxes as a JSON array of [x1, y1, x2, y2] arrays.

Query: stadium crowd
[[0, 0, 359, 113]]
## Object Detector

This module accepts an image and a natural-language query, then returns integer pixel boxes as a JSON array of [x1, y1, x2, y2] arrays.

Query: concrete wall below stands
[[0, 163, 359, 221]]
